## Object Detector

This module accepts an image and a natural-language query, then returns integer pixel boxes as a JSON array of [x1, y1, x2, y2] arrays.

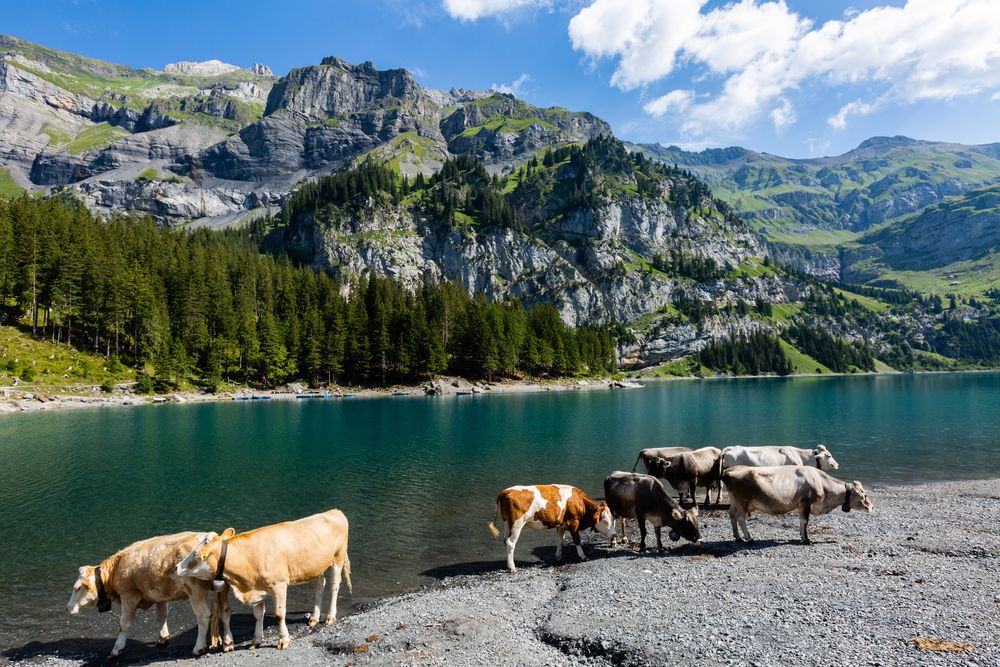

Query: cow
[[175, 509, 352, 651], [66, 531, 230, 658], [632, 446, 693, 476], [721, 444, 840, 471], [642, 447, 723, 506], [487, 484, 614, 573], [722, 465, 873, 544], [603, 471, 701, 551]]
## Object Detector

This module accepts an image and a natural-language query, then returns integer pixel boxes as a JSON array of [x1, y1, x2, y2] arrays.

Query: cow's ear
[[221, 527, 236, 539], [671, 508, 683, 521], [851, 481, 863, 490], [661, 461, 672, 470]]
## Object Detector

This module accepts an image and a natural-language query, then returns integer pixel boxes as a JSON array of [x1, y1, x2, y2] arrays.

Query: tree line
[[0, 195, 616, 388]]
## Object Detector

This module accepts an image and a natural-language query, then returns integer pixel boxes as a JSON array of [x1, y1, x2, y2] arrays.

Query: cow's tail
[[716, 450, 725, 479], [487, 498, 502, 539], [631, 451, 643, 472], [343, 554, 353, 594], [208, 587, 223, 648]]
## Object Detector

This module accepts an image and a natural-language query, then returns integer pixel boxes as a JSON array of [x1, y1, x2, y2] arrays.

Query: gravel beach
[[6, 478, 999, 666]]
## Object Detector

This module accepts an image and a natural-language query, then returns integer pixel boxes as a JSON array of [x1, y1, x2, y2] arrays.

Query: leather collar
[[842, 485, 853, 513], [211, 539, 228, 592], [94, 565, 112, 613]]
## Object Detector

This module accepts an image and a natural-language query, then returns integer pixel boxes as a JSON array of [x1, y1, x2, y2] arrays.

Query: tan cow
[[723, 465, 873, 543], [721, 444, 840, 471], [488, 484, 614, 573], [66, 531, 230, 658], [175, 509, 351, 651]]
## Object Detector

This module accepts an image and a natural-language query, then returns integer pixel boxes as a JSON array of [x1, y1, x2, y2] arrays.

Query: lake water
[[2, 372, 1000, 649]]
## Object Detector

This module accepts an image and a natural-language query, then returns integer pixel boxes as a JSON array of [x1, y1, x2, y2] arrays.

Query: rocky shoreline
[[6, 478, 999, 666], [0, 375, 637, 415]]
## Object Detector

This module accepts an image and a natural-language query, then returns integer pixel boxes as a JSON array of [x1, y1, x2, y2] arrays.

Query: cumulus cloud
[[644, 89, 695, 116], [443, 0, 546, 20], [491, 73, 531, 96], [567, 0, 1000, 134], [828, 99, 877, 129], [770, 98, 797, 129]]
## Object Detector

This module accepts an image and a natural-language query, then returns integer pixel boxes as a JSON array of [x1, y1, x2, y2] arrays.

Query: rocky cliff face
[[0, 36, 606, 226]]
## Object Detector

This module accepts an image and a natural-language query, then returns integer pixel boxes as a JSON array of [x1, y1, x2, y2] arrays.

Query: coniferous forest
[[0, 195, 616, 388]]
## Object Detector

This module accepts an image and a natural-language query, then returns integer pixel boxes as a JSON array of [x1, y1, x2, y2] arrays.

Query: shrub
[[134, 371, 155, 394], [100, 380, 116, 393]]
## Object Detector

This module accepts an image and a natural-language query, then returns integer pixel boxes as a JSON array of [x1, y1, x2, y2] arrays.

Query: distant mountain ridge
[[635, 137, 1000, 235]]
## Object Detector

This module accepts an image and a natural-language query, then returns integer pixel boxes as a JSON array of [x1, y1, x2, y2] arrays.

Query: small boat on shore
[[392, 391, 409, 396], [250, 395, 272, 400]]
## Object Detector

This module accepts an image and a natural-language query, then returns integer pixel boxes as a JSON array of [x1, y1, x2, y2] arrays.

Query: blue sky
[[6, 0, 999, 158]]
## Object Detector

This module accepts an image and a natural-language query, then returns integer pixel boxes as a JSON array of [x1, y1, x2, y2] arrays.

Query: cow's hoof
[[250, 642, 258, 650], [802, 539, 811, 545], [157, 637, 169, 647], [192, 648, 207, 657], [223, 642, 235, 653], [325, 616, 337, 625], [308, 617, 319, 628], [277, 638, 290, 650], [107, 654, 120, 661]]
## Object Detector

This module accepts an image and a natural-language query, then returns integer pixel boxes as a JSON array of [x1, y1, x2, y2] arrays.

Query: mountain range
[[636, 138, 1000, 293], [2, 35, 999, 374]]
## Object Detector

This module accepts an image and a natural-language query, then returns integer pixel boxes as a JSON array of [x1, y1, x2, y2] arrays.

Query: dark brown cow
[[604, 471, 701, 551], [644, 446, 723, 506], [488, 484, 614, 572]]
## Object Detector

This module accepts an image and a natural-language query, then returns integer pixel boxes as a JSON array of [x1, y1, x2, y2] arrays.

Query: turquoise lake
[[2, 372, 1000, 649]]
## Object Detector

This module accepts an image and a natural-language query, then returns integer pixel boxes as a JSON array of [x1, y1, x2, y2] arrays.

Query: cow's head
[[845, 481, 873, 512], [814, 445, 840, 470], [669, 506, 701, 543], [175, 528, 235, 579], [592, 501, 614, 537], [66, 566, 98, 614]]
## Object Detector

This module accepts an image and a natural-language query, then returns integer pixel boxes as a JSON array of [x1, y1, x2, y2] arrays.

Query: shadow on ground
[[2, 612, 318, 666]]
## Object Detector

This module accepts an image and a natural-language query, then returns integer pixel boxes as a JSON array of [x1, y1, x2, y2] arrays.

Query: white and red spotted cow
[[488, 484, 613, 572]]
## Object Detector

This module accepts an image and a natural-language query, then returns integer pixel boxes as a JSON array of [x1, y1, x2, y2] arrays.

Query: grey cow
[[604, 471, 701, 551]]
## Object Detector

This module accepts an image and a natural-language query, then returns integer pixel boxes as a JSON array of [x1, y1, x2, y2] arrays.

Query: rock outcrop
[[163, 60, 242, 77]]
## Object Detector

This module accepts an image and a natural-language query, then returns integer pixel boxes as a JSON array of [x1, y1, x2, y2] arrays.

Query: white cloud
[[993, 91, 1000, 101], [828, 99, 876, 129], [770, 98, 797, 129], [566, 0, 1000, 134], [491, 73, 531, 96], [644, 89, 695, 116], [443, 0, 546, 20]]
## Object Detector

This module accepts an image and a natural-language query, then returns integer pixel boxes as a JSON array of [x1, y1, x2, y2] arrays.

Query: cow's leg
[[638, 515, 648, 552], [309, 571, 327, 627], [703, 482, 711, 506], [110, 596, 138, 658], [505, 520, 525, 572], [326, 560, 343, 624], [715, 481, 722, 505], [619, 517, 627, 543], [738, 512, 753, 542], [155, 602, 169, 645], [273, 583, 290, 650], [570, 528, 586, 561], [555, 526, 565, 561], [220, 589, 234, 652], [188, 587, 213, 656], [251, 602, 265, 650], [800, 504, 812, 544], [729, 506, 740, 540], [655, 525, 664, 552]]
